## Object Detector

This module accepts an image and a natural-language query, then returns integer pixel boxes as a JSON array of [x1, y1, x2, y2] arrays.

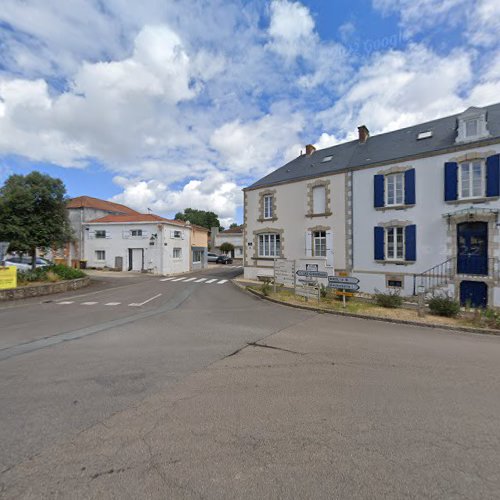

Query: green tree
[[219, 242, 234, 255], [0, 171, 73, 269], [175, 208, 221, 230], [229, 223, 239, 229]]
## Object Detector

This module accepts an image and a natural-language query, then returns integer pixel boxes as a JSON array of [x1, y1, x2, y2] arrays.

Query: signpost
[[296, 269, 328, 278], [295, 284, 320, 302], [274, 259, 296, 292], [327, 275, 360, 308], [0, 266, 17, 290], [0, 241, 9, 264]]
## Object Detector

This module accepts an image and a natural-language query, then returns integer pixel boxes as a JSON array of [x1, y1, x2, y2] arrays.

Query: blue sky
[[0, 0, 499, 225]]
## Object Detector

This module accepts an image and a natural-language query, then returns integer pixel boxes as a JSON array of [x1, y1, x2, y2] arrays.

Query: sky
[[0, 0, 499, 226]]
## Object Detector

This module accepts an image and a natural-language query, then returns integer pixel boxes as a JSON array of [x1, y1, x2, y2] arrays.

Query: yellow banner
[[0, 266, 17, 290]]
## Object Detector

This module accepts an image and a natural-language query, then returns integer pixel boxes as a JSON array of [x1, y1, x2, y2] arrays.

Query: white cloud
[[467, 0, 500, 47]]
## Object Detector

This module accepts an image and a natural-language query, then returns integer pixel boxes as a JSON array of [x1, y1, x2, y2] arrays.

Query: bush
[[479, 308, 500, 329], [374, 289, 403, 308], [320, 284, 328, 298], [17, 267, 48, 283], [260, 277, 272, 296], [51, 264, 86, 280], [428, 294, 460, 317]]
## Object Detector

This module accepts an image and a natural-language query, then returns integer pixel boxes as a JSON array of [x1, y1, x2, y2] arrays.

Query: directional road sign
[[296, 269, 328, 278], [0, 242, 9, 262], [327, 282, 360, 291], [328, 276, 359, 284]]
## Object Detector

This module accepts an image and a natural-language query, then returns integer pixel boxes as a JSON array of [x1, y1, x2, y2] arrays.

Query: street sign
[[274, 259, 295, 287], [0, 241, 9, 262], [328, 276, 359, 285], [295, 284, 319, 300], [327, 282, 360, 291], [335, 291, 355, 297], [296, 269, 328, 278], [306, 264, 318, 272], [0, 266, 17, 290]]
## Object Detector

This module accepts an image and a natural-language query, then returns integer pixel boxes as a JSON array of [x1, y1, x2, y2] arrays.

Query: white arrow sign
[[327, 282, 360, 291], [328, 276, 359, 285]]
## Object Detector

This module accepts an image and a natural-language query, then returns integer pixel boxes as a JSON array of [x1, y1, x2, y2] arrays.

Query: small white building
[[84, 213, 206, 275], [212, 226, 244, 259]]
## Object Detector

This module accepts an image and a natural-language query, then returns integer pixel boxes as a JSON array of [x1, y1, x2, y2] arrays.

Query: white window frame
[[312, 186, 327, 214], [258, 233, 280, 257], [458, 160, 484, 200], [173, 247, 182, 259], [95, 250, 106, 261], [192, 249, 202, 263], [130, 229, 143, 237], [465, 118, 479, 138], [95, 230, 106, 239], [385, 173, 405, 206], [263, 195, 273, 219], [385, 227, 405, 261], [312, 231, 326, 257]]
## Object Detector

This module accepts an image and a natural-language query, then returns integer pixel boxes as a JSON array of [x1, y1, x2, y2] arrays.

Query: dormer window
[[465, 119, 478, 138], [456, 107, 489, 143]]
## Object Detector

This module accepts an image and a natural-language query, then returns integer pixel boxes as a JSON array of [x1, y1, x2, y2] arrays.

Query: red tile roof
[[88, 213, 186, 225], [221, 225, 244, 234], [67, 196, 140, 215]]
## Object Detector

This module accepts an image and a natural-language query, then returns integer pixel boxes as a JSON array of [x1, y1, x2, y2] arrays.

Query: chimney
[[358, 125, 369, 144], [305, 144, 316, 156]]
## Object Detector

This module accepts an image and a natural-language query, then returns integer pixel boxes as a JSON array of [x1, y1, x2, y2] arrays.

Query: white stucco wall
[[244, 173, 346, 280], [352, 143, 500, 300], [84, 222, 191, 275], [215, 233, 243, 257]]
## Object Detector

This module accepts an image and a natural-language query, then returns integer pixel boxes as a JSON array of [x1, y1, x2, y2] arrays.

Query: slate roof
[[247, 102, 500, 190], [88, 214, 186, 225], [67, 196, 140, 215]]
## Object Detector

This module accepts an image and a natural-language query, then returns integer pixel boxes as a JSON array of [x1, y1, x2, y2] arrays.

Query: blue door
[[457, 222, 488, 275], [460, 280, 487, 308]]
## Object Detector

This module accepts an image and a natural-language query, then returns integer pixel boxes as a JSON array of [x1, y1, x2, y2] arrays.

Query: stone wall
[[0, 277, 90, 301]]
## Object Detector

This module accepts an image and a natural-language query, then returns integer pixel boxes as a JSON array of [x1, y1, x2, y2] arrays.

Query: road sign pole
[[343, 292, 346, 309], [273, 259, 276, 294]]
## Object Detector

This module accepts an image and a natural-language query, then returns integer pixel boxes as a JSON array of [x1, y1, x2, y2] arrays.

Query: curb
[[232, 280, 500, 336]]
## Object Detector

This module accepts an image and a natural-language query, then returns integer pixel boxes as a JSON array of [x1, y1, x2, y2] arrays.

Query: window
[[263, 195, 273, 219], [417, 131, 432, 140], [313, 231, 326, 257], [465, 119, 478, 138], [95, 230, 106, 239], [312, 185, 326, 214], [95, 250, 105, 260], [172, 230, 182, 239], [258, 233, 280, 257], [130, 229, 142, 237], [385, 173, 404, 206], [386, 227, 404, 260], [321, 155, 333, 163], [173, 248, 182, 259], [459, 161, 484, 199], [192, 249, 203, 263]]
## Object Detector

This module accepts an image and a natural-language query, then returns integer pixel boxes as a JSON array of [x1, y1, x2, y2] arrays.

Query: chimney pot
[[305, 144, 316, 156], [358, 125, 369, 143]]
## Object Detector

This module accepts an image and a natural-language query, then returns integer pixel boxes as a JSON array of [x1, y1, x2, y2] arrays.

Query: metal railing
[[413, 257, 500, 295]]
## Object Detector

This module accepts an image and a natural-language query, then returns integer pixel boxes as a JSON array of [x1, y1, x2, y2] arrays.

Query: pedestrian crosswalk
[[159, 276, 229, 285]]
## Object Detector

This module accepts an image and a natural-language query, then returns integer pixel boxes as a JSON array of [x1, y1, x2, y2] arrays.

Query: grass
[[248, 285, 500, 332]]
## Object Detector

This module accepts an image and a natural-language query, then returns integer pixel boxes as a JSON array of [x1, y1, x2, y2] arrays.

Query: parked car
[[207, 252, 219, 262], [216, 255, 233, 265], [3, 256, 51, 270]]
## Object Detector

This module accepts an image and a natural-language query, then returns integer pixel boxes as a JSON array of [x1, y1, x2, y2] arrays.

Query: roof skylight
[[417, 131, 433, 140], [321, 155, 333, 163]]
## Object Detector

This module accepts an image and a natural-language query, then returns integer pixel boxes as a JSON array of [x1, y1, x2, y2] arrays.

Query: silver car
[[207, 252, 219, 262]]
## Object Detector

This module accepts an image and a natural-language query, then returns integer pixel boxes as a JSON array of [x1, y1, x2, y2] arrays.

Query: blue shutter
[[486, 154, 500, 197], [374, 175, 385, 208], [404, 169, 415, 205], [405, 225, 416, 262], [374, 227, 384, 261], [444, 162, 458, 201]]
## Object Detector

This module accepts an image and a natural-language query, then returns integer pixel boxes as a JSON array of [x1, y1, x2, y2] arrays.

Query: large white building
[[212, 225, 244, 259], [84, 213, 208, 275], [244, 103, 500, 307]]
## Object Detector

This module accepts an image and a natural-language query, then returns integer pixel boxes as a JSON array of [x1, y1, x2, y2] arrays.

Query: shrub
[[476, 308, 500, 329], [17, 267, 48, 283], [45, 270, 62, 283], [374, 289, 403, 308], [320, 284, 328, 298], [428, 294, 460, 317], [51, 264, 86, 280], [260, 277, 272, 296]]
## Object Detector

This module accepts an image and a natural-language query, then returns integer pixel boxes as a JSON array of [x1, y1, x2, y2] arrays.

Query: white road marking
[[129, 293, 162, 307], [81, 302, 98, 306], [105, 302, 121, 306], [205, 279, 217, 284], [172, 277, 186, 282], [194, 278, 207, 282], [160, 277, 174, 281], [57, 301, 74, 305], [183, 277, 196, 282], [217, 280, 228, 284]]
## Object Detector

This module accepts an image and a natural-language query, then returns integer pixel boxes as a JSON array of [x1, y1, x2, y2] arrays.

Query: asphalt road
[[1, 266, 500, 499]]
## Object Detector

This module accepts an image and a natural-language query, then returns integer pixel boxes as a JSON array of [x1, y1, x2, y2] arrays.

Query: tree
[[229, 223, 239, 229], [219, 242, 235, 255], [174, 208, 221, 230], [0, 171, 73, 269]]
